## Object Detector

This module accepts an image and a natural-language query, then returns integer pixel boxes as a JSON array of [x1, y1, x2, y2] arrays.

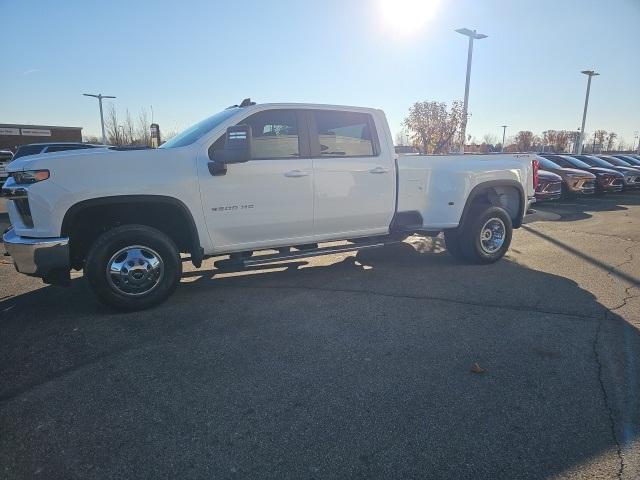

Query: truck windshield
[[160, 108, 240, 148]]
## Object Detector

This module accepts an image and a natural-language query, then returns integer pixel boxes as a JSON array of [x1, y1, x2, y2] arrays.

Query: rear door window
[[311, 110, 378, 157]]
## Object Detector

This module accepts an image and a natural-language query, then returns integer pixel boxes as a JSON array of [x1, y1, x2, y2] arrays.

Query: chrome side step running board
[[213, 240, 397, 270]]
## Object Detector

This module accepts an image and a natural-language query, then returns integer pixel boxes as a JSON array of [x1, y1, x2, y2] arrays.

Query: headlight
[[11, 170, 50, 184]]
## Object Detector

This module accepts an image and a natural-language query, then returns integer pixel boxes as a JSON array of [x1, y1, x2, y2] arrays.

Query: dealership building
[[0, 124, 83, 151]]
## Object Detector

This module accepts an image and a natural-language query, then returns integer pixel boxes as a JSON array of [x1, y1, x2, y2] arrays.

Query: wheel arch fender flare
[[60, 195, 204, 267], [458, 180, 525, 229]]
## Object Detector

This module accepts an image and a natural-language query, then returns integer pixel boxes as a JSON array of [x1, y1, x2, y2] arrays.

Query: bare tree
[[541, 130, 569, 152], [605, 132, 617, 152], [482, 134, 497, 146], [593, 129, 607, 153], [514, 131, 536, 152], [123, 110, 136, 145], [105, 104, 124, 145], [403, 101, 464, 154], [617, 139, 628, 152], [136, 108, 152, 147]]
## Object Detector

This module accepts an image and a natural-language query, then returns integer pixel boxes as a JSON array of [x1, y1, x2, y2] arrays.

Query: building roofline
[[0, 124, 83, 131]]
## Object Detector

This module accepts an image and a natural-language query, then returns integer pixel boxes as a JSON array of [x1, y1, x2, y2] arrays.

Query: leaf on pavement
[[470, 363, 486, 374]]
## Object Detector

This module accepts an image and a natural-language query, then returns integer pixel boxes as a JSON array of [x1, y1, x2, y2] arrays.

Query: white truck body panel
[[397, 153, 535, 229]]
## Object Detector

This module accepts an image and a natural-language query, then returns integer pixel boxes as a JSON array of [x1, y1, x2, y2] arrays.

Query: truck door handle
[[369, 166, 389, 174], [284, 170, 309, 178]]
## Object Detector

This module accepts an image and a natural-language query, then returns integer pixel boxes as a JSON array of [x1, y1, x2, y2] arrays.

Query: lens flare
[[379, 0, 441, 36]]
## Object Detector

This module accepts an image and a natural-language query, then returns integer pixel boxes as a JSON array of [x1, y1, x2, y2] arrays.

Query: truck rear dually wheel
[[445, 206, 512, 264], [85, 224, 182, 310]]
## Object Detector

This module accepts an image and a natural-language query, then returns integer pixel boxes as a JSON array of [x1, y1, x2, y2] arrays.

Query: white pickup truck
[[2, 101, 537, 310]]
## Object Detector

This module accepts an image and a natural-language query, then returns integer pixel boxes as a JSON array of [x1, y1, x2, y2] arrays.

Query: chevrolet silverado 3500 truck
[[3, 101, 537, 310]]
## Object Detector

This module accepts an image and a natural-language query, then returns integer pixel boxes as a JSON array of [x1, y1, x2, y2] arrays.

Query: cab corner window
[[313, 111, 376, 157]]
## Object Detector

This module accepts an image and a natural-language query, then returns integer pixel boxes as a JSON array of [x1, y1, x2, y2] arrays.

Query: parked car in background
[[395, 145, 420, 154], [572, 155, 640, 190], [535, 156, 596, 197], [541, 154, 623, 195], [535, 170, 562, 201], [0, 150, 14, 186], [12, 142, 104, 160], [611, 154, 640, 167]]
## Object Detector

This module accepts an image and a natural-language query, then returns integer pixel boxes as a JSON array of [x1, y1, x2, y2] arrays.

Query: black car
[[12, 142, 103, 160], [612, 154, 640, 167], [541, 154, 623, 194], [571, 154, 640, 190]]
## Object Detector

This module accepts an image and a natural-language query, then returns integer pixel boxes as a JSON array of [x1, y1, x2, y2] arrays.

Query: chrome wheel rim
[[480, 218, 506, 254], [106, 245, 164, 297]]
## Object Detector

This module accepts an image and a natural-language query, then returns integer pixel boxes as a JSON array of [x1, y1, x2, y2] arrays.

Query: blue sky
[[2, 0, 639, 146]]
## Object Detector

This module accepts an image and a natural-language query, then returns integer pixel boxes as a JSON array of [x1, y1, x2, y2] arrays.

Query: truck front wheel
[[445, 206, 512, 264], [85, 224, 182, 310]]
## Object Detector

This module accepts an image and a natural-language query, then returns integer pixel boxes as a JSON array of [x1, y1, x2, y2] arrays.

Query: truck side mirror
[[209, 124, 252, 165]]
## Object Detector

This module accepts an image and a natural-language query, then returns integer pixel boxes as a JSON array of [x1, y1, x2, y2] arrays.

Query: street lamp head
[[455, 28, 487, 39], [82, 93, 116, 99], [581, 70, 599, 77]]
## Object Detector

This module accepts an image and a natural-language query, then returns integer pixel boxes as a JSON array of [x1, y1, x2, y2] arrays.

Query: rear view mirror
[[210, 124, 252, 164]]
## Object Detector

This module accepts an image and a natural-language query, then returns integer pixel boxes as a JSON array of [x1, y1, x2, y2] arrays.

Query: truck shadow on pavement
[[1, 237, 638, 479]]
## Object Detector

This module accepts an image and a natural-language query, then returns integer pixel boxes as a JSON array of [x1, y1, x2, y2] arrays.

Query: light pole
[[455, 28, 487, 154], [501, 125, 508, 152], [634, 131, 639, 154], [83, 93, 116, 145], [577, 70, 599, 154]]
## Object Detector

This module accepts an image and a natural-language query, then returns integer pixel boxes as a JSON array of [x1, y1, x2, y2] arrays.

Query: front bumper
[[578, 180, 596, 195], [535, 182, 562, 202], [2, 228, 69, 278], [623, 176, 640, 189]]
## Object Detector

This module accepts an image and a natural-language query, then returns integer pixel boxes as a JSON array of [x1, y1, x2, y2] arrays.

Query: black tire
[[458, 206, 513, 264], [85, 224, 182, 311], [444, 228, 467, 260]]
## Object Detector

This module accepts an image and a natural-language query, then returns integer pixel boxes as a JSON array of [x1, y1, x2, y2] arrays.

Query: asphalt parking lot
[[1, 194, 639, 480]]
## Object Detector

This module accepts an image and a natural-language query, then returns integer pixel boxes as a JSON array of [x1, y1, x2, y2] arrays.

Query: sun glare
[[379, 0, 440, 36]]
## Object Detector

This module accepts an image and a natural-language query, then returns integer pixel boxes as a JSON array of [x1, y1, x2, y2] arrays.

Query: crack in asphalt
[[594, 312, 625, 480], [607, 245, 639, 312]]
